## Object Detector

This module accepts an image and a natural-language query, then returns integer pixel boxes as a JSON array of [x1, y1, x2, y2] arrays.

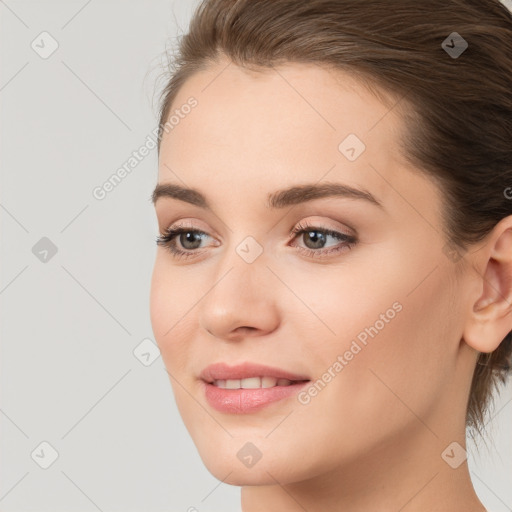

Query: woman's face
[[150, 58, 477, 485]]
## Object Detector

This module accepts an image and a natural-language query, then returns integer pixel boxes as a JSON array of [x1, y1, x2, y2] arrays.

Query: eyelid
[[164, 219, 216, 237], [164, 217, 353, 242], [288, 217, 355, 238]]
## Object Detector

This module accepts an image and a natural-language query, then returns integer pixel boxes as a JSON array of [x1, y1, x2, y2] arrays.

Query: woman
[[150, 0, 512, 510]]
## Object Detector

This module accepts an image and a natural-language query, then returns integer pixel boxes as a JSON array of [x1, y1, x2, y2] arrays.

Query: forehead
[[158, 59, 439, 219]]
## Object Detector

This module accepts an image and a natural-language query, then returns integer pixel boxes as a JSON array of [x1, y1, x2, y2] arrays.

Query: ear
[[463, 216, 512, 353]]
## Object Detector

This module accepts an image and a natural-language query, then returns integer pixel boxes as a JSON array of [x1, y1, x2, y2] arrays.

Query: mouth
[[209, 376, 310, 389], [199, 362, 311, 414], [200, 361, 310, 382]]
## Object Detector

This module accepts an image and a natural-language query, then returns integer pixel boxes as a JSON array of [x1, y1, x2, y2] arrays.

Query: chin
[[208, 464, 278, 486], [189, 432, 322, 487], [200, 454, 300, 486]]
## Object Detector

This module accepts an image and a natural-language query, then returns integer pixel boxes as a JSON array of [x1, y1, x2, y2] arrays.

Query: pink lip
[[199, 362, 310, 383], [199, 362, 311, 414], [201, 380, 310, 414]]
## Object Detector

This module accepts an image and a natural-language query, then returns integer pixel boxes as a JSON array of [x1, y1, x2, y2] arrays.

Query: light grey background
[[1, 1, 511, 511]]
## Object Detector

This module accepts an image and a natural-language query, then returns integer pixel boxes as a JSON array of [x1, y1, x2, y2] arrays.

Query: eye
[[155, 222, 214, 260], [288, 221, 357, 258], [155, 220, 357, 260]]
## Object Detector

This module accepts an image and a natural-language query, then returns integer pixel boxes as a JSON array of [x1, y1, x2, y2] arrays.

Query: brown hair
[[156, 0, 512, 438]]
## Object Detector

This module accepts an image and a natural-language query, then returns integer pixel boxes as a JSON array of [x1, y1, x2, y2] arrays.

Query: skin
[[150, 55, 512, 511]]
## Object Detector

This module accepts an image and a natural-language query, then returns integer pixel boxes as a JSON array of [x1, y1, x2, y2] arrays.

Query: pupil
[[182, 232, 202, 249], [306, 231, 325, 249]]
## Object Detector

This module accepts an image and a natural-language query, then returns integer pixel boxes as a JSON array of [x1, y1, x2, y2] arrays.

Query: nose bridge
[[206, 235, 269, 308], [198, 234, 279, 337]]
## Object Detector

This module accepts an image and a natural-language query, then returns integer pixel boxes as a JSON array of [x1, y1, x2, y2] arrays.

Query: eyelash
[[155, 221, 357, 260]]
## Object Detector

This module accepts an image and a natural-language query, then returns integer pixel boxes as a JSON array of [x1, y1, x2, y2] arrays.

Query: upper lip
[[200, 362, 311, 383]]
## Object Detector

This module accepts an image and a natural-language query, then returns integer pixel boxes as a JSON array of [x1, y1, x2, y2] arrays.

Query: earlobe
[[462, 219, 512, 354]]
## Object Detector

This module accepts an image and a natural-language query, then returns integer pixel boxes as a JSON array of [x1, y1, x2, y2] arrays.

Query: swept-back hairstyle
[[156, 0, 512, 439]]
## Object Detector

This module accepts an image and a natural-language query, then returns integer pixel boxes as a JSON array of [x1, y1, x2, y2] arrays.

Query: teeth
[[225, 379, 240, 389], [261, 376, 278, 388], [212, 377, 296, 389], [241, 377, 261, 389]]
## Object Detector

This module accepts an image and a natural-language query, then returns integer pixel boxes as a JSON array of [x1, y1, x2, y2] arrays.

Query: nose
[[198, 250, 280, 342]]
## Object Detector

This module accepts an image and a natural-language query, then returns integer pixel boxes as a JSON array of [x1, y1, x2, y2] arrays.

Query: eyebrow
[[151, 182, 383, 210]]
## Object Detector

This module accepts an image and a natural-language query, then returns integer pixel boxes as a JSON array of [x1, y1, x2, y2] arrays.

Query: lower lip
[[202, 380, 310, 414]]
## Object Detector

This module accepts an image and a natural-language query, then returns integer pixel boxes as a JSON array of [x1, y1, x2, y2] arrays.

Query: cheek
[[149, 257, 171, 340], [149, 257, 193, 367], [150, 260, 201, 427], [320, 272, 455, 439], [289, 253, 457, 442]]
